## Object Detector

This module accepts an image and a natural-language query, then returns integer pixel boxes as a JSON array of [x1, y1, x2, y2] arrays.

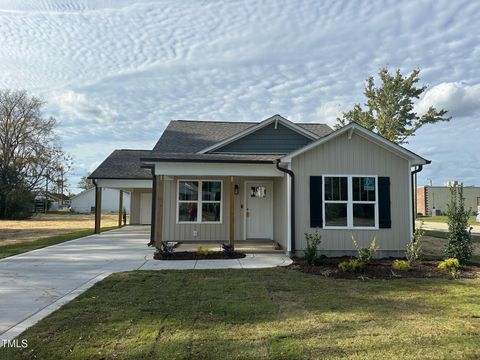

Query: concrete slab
[[0, 226, 292, 344]]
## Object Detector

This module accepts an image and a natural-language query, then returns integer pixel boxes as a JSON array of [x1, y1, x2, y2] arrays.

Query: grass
[[424, 229, 480, 243], [419, 215, 478, 226], [0, 226, 118, 259], [0, 213, 121, 246], [2, 269, 480, 360]]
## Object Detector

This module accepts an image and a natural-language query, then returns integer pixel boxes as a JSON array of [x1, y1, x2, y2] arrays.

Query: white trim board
[[152, 162, 284, 177], [95, 179, 153, 189]]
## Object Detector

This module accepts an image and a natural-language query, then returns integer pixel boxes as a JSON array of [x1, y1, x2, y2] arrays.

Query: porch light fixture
[[234, 184, 239, 195]]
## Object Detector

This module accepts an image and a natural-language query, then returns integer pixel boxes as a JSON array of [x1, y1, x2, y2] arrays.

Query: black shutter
[[378, 176, 391, 228], [310, 176, 323, 228]]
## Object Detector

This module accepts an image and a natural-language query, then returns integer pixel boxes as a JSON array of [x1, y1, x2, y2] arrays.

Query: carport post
[[94, 185, 102, 234], [118, 190, 124, 227], [229, 176, 235, 248]]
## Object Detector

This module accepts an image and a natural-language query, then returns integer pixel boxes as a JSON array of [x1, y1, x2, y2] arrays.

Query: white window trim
[[322, 175, 379, 230], [176, 179, 223, 224]]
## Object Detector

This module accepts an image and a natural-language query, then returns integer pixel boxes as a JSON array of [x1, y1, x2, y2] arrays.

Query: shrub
[[154, 241, 175, 258], [352, 236, 379, 264], [406, 224, 424, 264], [196, 245, 212, 256], [221, 243, 236, 257], [338, 259, 364, 273], [392, 259, 411, 271], [445, 185, 473, 263], [303, 231, 322, 265], [438, 258, 460, 278]]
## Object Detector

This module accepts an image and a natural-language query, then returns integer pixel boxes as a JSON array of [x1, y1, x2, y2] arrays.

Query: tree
[[336, 68, 451, 144], [444, 184, 473, 263], [0, 89, 70, 218], [77, 175, 94, 191]]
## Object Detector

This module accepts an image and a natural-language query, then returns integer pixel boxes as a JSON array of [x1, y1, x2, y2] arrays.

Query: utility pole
[[44, 173, 49, 214]]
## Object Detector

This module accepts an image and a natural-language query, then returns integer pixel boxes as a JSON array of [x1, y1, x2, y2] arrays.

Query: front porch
[[92, 161, 293, 254], [174, 240, 283, 254]]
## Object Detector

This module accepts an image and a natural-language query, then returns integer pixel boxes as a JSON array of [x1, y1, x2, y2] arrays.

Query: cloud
[[313, 101, 348, 128], [416, 82, 480, 118], [0, 0, 480, 188], [50, 90, 118, 124]]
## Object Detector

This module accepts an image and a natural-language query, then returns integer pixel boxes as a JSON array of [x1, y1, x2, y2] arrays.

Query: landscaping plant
[[438, 258, 461, 278], [338, 259, 364, 272], [304, 231, 322, 265], [392, 259, 411, 271], [406, 224, 424, 264], [445, 185, 473, 263], [158, 241, 175, 257], [196, 245, 212, 256], [352, 235, 379, 264], [221, 243, 236, 257]]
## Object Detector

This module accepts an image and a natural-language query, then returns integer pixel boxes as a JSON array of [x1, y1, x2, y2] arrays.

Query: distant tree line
[[0, 89, 71, 218]]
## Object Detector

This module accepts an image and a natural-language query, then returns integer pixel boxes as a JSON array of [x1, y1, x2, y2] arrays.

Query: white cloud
[[0, 0, 479, 186], [314, 101, 348, 128], [416, 82, 480, 118], [51, 90, 118, 124]]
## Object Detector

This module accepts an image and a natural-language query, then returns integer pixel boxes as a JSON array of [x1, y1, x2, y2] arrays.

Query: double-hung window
[[177, 180, 222, 223], [323, 175, 378, 229]]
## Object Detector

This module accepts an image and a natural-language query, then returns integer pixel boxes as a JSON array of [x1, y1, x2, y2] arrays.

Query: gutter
[[275, 159, 295, 254], [411, 165, 424, 235], [144, 165, 156, 247]]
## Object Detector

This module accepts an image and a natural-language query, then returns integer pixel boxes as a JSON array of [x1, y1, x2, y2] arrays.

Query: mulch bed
[[154, 251, 246, 260], [289, 257, 480, 280]]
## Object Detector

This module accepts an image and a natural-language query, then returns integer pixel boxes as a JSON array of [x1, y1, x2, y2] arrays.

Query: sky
[[0, 0, 479, 193]]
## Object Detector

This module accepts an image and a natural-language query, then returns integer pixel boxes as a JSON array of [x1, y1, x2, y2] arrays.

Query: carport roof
[[89, 150, 153, 180]]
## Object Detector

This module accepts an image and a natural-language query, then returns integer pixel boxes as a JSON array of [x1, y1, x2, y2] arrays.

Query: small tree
[[77, 175, 94, 190], [444, 184, 472, 263], [336, 68, 451, 144]]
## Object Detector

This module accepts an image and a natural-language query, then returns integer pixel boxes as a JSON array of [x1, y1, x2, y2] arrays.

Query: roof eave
[[281, 122, 430, 166]]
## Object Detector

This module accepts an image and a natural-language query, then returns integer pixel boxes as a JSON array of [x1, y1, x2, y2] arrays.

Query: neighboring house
[[417, 185, 480, 216], [71, 188, 131, 214], [33, 192, 71, 213], [89, 114, 429, 256]]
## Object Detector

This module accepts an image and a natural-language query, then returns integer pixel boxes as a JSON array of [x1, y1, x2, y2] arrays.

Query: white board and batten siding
[[292, 131, 411, 254], [71, 188, 131, 213], [130, 189, 152, 225]]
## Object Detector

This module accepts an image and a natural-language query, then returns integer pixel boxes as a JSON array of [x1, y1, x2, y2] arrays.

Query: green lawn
[[423, 229, 480, 243], [419, 215, 478, 226], [2, 269, 480, 360], [0, 226, 118, 260]]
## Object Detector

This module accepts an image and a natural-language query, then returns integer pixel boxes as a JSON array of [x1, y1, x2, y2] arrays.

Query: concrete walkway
[[0, 226, 291, 343], [417, 221, 480, 234]]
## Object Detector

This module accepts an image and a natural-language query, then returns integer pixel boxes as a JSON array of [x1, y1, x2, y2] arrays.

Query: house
[[417, 184, 480, 217], [71, 188, 131, 214], [33, 192, 71, 213], [89, 114, 429, 257]]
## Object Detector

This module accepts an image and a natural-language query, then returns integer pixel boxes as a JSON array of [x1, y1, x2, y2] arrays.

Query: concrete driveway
[[0, 226, 291, 342]]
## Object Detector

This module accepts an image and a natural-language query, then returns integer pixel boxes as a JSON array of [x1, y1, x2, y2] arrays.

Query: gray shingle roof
[[90, 119, 332, 179], [152, 120, 332, 153], [89, 150, 152, 179]]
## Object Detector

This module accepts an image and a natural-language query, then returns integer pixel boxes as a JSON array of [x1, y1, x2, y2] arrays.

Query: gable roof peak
[[197, 114, 321, 154]]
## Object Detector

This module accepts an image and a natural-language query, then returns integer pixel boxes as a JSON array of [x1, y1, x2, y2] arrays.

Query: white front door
[[245, 182, 273, 240], [140, 192, 152, 225]]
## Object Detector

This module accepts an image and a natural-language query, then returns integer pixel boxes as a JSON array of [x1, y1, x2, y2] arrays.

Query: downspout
[[411, 165, 423, 234], [146, 166, 156, 247], [276, 159, 295, 254]]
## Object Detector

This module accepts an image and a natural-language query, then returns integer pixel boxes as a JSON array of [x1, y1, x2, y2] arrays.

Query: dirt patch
[[154, 251, 246, 260], [289, 257, 480, 280]]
